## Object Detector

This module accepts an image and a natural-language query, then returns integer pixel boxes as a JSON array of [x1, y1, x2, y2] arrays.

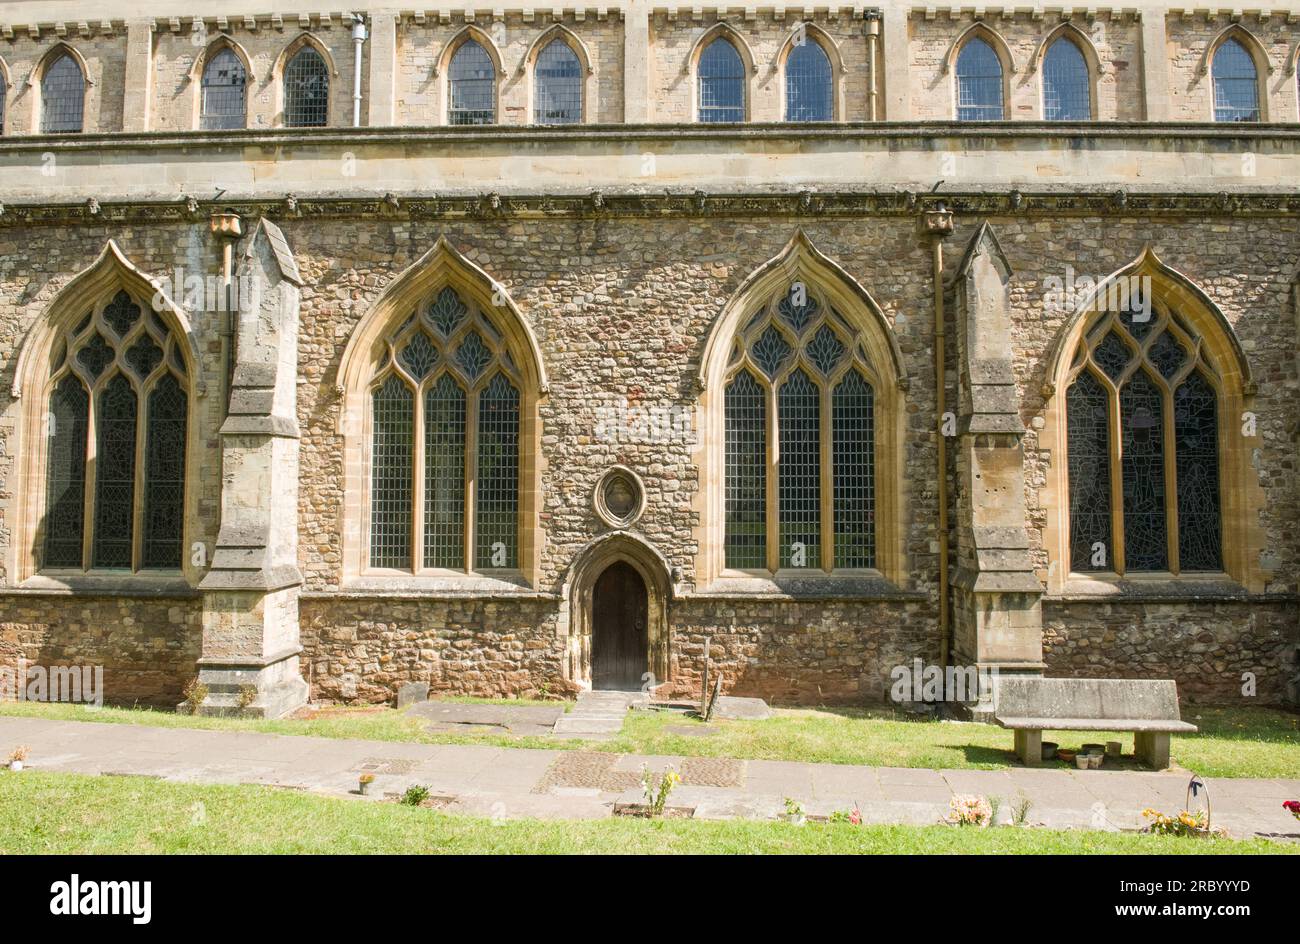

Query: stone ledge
[[690, 573, 927, 601], [8, 574, 199, 598]]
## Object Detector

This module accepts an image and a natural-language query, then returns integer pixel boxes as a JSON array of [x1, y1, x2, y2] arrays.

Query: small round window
[[594, 466, 645, 529]]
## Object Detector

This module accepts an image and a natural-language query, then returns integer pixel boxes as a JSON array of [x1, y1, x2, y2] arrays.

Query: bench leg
[[1135, 732, 1171, 770], [1014, 729, 1042, 767]]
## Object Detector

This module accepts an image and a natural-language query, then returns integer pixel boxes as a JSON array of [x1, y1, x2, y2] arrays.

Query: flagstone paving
[[2, 716, 1297, 839]]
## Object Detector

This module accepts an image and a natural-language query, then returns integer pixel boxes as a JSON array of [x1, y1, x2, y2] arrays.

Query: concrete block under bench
[[993, 678, 1197, 770]]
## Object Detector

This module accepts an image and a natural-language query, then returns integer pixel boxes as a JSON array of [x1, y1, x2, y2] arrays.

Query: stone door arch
[[561, 532, 673, 692]]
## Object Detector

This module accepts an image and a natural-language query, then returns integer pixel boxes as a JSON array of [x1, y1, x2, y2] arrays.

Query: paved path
[[2, 716, 1297, 837]]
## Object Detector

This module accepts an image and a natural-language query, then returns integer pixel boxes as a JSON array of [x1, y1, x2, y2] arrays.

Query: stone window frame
[[776, 22, 846, 122], [944, 22, 1018, 121], [693, 230, 909, 588], [1290, 43, 1300, 121], [28, 41, 93, 135], [0, 56, 9, 135], [1029, 22, 1105, 121], [1200, 23, 1273, 123], [188, 33, 256, 131], [685, 21, 758, 123], [1039, 246, 1263, 596], [335, 237, 548, 590], [271, 32, 339, 128], [436, 25, 506, 127], [522, 24, 596, 125], [8, 240, 204, 589]]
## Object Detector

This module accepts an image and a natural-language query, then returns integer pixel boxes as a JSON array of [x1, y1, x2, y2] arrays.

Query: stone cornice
[[0, 188, 1296, 227]]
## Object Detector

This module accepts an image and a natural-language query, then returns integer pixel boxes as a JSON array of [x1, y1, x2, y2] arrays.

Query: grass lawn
[[3, 700, 1296, 779], [1, 770, 1292, 855]]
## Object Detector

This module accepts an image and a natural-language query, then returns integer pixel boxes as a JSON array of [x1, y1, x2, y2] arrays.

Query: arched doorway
[[591, 561, 649, 690]]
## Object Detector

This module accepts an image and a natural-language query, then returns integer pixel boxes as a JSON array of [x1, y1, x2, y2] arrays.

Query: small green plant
[[782, 797, 806, 823], [181, 678, 208, 715], [640, 764, 681, 817], [987, 795, 1002, 826], [1142, 807, 1211, 837], [235, 685, 258, 709], [401, 784, 431, 807], [827, 804, 862, 826], [1011, 792, 1033, 827]]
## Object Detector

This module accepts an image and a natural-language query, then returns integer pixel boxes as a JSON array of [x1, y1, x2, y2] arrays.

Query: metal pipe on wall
[[351, 14, 368, 128]]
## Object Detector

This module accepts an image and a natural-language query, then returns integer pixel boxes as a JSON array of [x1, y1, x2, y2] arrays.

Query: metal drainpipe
[[210, 211, 243, 415], [351, 14, 368, 128], [864, 10, 881, 122], [925, 204, 955, 674]]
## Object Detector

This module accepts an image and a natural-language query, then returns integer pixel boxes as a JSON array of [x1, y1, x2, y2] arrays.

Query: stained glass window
[[534, 39, 583, 125], [201, 47, 248, 131], [284, 46, 329, 128], [1212, 38, 1260, 122], [722, 283, 877, 572], [956, 38, 1004, 121], [785, 36, 833, 122], [1064, 297, 1222, 575], [368, 287, 522, 573], [449, 40, 496, 126], [1043, 38, 1091, 121], [724, 370, 766, 569], [42, 53, 86, 133], [41, 289, 189, 572], [699, 37, 745, 123]]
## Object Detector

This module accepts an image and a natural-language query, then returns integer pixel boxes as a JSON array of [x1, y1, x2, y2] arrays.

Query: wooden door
[[591, 561, 648, 691]]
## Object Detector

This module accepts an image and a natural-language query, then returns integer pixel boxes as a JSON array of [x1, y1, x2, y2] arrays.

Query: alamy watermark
[[151, 267, 262, 315], [0, 658, 103, 706], [889, 659, 998, 706], [1042, 266, 1152, 322], [594, 397, 696, 445]]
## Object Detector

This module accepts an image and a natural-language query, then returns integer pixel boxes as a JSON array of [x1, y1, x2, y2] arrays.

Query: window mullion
[[765, 382, 778, 573], [411, 382, 426, 573], [819, 378, 833, 572], [130, 379, 147, 573], [81, 382, 98, 571], [466, 386, 480, 574]]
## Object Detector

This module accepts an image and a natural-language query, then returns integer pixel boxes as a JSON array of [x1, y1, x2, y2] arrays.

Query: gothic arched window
[[534, 39, 582, 124], [698, 38, 745, 123], [1065, 302, 1222, 574], [1043, 38, 1091, 120], [42, 289, 189, 571], [723, 284, 876, 571], [955, 37, 1004, 120], [369, 286, 520, 572], [449, 40, 496, 126], [283, 45, 329, 127], [785, 36, 833, 121], [1, 70, 8, 134], [201, 47, 247, 130], [41, 52, 86, 133], [1212, 38, 1260, 122]]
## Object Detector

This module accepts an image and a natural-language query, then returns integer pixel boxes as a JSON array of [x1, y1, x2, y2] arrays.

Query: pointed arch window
[[368, 286, 521, 572], [1065, 302, 1222, 574], [284, 46, 329, 127], [785, 36, 833, 121], [201, 47, 247, 130], [449, 40, 496, 126], [41, 52, 85, 133], [956, 37, 1004, 120], [1, 70, 7, 134], [1212, 38, 1260, 122], [1043, 38, 1091, 120], [698, 38, 745, 123], [723, 284, 877, 571], [41, 290, 189, 571], [534, 39, 582, 124]]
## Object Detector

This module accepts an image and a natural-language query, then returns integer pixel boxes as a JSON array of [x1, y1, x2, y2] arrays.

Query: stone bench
[[992, 677, 1197, 770]]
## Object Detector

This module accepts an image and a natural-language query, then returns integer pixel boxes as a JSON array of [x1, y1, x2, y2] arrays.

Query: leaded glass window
[[698, 37, 745, 123], [41, 52, 86, 133], [41, 289, 189, 571], [534, 39, 583, 125], [1064, 299, 1223, 574], [1043, 38, 1091, 120], [1212, 38, 1260, 122], [955, 37, 1004, 121], [201, 47, 248, 131], [785, 37, 833, 122], [449, 40, 496, 126], [0, 71, 7, 134], [368, 287, 522, 572], [284, 46, 329, 127], [722, 283, 878, 571]]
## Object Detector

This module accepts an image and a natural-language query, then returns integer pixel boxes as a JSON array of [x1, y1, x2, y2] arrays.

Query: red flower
[[1284, 800, 1300, 814]]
